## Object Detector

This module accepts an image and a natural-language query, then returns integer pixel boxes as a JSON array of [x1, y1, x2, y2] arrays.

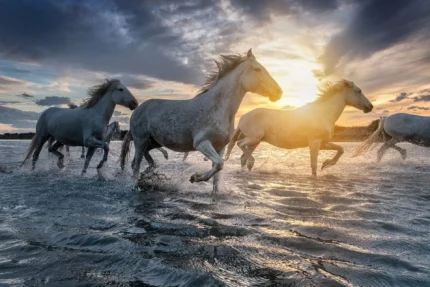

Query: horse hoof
[[190, 173, 201, 183], [321, 160, 333, 170]]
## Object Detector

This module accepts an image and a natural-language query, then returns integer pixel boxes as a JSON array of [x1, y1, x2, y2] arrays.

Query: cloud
[[282, 105, 296, 110], [17, 92, 34, 99], [35, 96, 72, 106], [0, 1, 204, 84], [229, 0, 339, 22], [0, 100, 20, 104], [407, 105, 430, 110], [120, 76, 154, 90], [413, 95, 430, 102], [0, 106, 39, 129], [321, 0, 430, 74], [390, 92, 409, 102]]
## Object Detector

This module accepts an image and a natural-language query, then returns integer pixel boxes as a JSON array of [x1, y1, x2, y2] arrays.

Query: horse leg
[[377, 139, 396, 163], [81, 147, 85, 159], [212, 147, 225, 194], [32, 136, 50, 170], [321, 142, 344, 170], [237, 137, 260, 171], [183, 152, 189, 161], [66, 146, 70, 157], [82, 136, 107, 172], [390, 144, 407, 160], [132, 137, 146, 177], [190, 140, 223, 184], [309, 139, 321, 176], [82, 147, 96, 174], [84, 136, 109, 170], [48, 141, 65, 169], [157, 148, 169, 160]]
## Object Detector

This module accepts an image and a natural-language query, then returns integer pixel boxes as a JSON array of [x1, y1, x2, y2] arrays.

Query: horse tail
[[352, 117, 386, 157], [224, 128, 242, 161], [20, 136, 38, 167], [120, 131, 133, 170]]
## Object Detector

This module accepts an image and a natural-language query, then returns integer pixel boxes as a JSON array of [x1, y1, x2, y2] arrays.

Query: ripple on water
[[0, 141, 429, 286]]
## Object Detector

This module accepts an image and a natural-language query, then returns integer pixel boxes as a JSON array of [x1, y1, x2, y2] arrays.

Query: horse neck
[[315, 92, 347, 126], [205, 68, 246, 121], [91, 92, 116, 125]]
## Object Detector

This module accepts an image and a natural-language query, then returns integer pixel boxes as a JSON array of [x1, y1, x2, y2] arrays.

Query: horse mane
[[196, 53, 248, 96], [68, 103, 78, 109], [84, 79, 120, 109], [312, 80, 351, 104]]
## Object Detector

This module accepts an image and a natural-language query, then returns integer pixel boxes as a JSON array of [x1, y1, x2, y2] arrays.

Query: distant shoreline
[[0, 120, 381, 142]]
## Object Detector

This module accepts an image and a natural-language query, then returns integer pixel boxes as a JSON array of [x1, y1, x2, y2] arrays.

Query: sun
[[274, 60, 320, 108]]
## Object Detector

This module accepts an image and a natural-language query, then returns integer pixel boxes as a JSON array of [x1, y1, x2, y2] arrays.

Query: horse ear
[[344, 80, 353, 88], [247, 49, 253, 58]]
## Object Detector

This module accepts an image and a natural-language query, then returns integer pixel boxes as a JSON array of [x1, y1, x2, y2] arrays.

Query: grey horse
[[353, 113, 430, 161], [21, 79, 138, 174], [47, 119, 121, 159], [120, 49, 282, 194]]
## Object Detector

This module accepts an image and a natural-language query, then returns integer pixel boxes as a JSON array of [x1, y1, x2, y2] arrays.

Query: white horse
[[21, 79, 138, 174], [224, 80, 373, 176], [120, 49, 282, 193], [46, 105, 121, 159], [353, 113, 430, 161]]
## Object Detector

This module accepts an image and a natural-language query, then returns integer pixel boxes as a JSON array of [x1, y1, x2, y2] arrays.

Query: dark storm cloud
[[35, 96, 72, 106], [0, 106, 39, 129], [120, 76, 154, 90], [389, 92, 409, 102], [229, 0, 339, 22], [408, 106, 430, 110], [17, 93, 34, 99], [0, 0, 212, 84], [322, 0, 430, 73], [413, 95, 430, 102]]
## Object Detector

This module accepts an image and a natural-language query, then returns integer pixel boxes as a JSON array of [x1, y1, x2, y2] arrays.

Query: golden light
[[275, 59, 320, 108]]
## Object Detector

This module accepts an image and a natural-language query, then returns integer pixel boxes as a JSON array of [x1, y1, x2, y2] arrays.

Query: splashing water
[[1, 140, 430, 286]]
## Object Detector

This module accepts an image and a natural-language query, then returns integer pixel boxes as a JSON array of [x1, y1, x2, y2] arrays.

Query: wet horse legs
[[48, 141, 65, 169], [321, 142, 344, 170], [190, 140, 224, 194], [237, 137, 260, 171], [32, 136, 50, 170]]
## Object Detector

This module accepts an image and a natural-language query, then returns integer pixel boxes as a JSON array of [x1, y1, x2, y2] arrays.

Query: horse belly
[[264, 133, 308, 149]]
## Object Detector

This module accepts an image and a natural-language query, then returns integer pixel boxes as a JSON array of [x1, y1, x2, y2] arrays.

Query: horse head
[[240, 49, 283, 102], [343, 80, 373, 113]]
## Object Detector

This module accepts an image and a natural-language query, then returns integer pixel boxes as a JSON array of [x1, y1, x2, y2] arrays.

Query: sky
[[0, 0, 429, 133]]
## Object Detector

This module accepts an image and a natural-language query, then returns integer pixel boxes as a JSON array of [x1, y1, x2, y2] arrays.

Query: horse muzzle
[[269, 86, 283, 102], [129, 100, 138, 110], [363, 104, 373, 113]]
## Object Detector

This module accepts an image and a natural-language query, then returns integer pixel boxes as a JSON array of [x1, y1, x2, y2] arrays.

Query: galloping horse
[[120, 49, 282, 194], [47, 120, 121, 159], [224, 80, 373, 176], [353, 113, 430, 161], [21, 79, 138, 174]]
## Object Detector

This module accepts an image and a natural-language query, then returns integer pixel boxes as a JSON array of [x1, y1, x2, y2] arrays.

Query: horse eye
[[119, 88, 124, 92], [254, 67, 261, 72]]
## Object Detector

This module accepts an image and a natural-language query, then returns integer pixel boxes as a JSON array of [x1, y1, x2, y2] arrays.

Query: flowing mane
[[84, 79, 120, 108], [312, 80, 351, 104], [196, 53, 248, 96]]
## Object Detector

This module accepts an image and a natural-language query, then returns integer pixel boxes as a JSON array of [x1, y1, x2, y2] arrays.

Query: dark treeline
[[0, 120, 381, 142]]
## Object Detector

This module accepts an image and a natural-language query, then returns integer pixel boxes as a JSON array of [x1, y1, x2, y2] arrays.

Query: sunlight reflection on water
[[0, 140, 430, 286]]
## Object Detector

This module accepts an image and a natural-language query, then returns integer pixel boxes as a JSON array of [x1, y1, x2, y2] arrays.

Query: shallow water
[[0, 140, 429, 286]]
